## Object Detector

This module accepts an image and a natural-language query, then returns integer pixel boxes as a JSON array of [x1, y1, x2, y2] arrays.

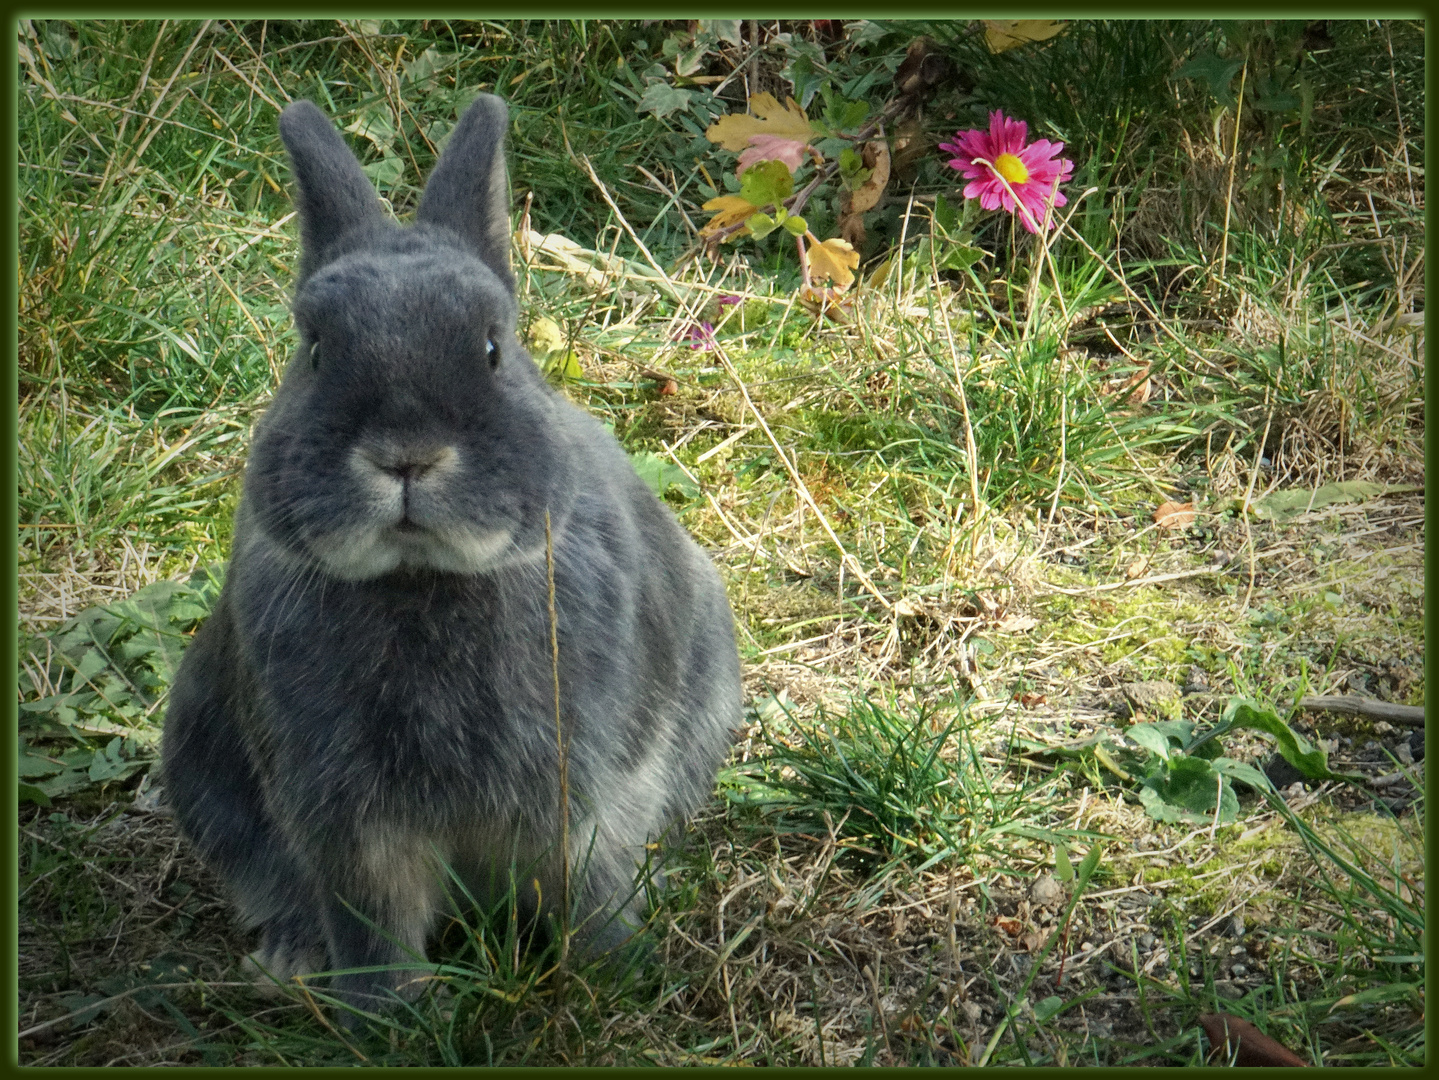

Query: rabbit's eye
[[486, 335, 500, 369], [309, 341, 321, 370]]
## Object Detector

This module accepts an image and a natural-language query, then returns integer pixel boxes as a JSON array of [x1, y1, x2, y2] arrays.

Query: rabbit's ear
[[417, 95, 514, 290], [279, 100, 386, 284]]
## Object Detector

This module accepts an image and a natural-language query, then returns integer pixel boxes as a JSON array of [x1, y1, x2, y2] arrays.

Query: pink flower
[[939, 110, 1074, 233], [683, 321, 716, 350]]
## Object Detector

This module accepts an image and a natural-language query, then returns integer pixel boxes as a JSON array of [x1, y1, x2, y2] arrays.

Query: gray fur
[[160, 97, 742, 1023]]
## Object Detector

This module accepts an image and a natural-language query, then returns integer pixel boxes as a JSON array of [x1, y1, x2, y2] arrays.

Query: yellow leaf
[[984, 20, 1066, 53], [806, 237, 860, 291], [700, 195, 759, 237], [705, 93, 815, 152], [527, 315, 566, 355]]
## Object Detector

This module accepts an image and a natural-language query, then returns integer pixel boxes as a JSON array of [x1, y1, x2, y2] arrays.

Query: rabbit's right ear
[[279, 100, 386, 285]]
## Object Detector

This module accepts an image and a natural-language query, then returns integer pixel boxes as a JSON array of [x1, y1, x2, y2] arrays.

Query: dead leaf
[[984, 19, 1066, 53], [1013, 691, 1048, 708], [641, 369, 679, 396], [1018, 930, 1046, 952], [806, 237, 860, 291], [996, 613, 1039, 633], [798, 289, 853, 325], [836, 141, 890, 253], [700, 195, 758, 237], [1125, 558, 1148, 580], [848, 140, 891, 214], [737, 133, 809, 175], [888, 117, 930, 179], [705, 93, 815, 152], [992, 915, 1024, 937], [1154, 501, 1196, 530], [893, 37, 952, 99], [1198, 1013, 1309, 1067]]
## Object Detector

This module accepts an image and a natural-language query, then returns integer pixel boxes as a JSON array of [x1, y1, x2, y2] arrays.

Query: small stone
[[1227, 916, 1246, 938], [1080, 941, 1095, 952], [961, 1000, 983, 1024], [1230, 963, 1249, 977], [1030, 874, 1064, 909], [1395, 742, 1413, 765], [1139, 933, 1157, 950], [1118, 680, 1181, 718], [1215, 979, 1243, 1000]]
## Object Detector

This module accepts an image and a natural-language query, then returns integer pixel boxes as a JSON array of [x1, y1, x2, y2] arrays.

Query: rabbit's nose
[[360, 445, 457, 483]]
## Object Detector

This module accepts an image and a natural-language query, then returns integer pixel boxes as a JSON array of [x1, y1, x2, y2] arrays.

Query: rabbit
[[160, 95, 743, 1024]]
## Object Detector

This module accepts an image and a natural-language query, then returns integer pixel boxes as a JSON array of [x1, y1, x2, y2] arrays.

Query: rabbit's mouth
[[308, 519, 517, 580]]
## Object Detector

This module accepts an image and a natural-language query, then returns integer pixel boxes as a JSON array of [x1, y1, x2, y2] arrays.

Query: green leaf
[[834, 99, 870, 131], [738, 159, 794, 212], [1174, 51, 1245, 108], [629, 451, 700, 499], [938, 243, 987, 273], [402, 45, 453, 86], [19, 782, 52, 807], [38, 768, 91, 799], [698, 19, 743, 47], [1127, 723, 1174, 761], [1054, 842, 1074, 881], [1210, 756, 1273, 792], [746, 211, 779, 240], [1033, 995, 1064, 1021], [344, 108, 398, 153], [934, 193, 959, 234], [539, 348, 583, 384], [1140, 755, 1238, 824], [361, 154, 406, 190], [18, 747, 64, 778], [781, 214, 808, 237], [1249, 480, 1402, 522], [636, 81, 694, 119], [1222, 698, 1361, 783], [73, 647, 109, 684]]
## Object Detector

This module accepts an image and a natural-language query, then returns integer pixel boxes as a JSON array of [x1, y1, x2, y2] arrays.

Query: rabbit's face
[[246, 232, 563, 581]]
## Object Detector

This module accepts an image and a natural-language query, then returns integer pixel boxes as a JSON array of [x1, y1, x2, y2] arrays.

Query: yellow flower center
[[993, 153, 1030, 185]]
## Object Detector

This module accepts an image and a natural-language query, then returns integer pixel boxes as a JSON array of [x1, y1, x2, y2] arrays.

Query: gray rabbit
[[160, 95, 742, 1022]]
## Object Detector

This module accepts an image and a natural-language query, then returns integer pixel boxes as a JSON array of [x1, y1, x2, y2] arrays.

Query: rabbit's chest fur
[[228, 503, 698, 836]]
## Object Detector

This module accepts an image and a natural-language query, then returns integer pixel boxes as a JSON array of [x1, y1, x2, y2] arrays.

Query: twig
[[120, 21, 215, 177], [211, 49, 283, 112], [1297, 695, 1423, 728], [1039, 561, 1232, 595], [579, 154, 687, 305]]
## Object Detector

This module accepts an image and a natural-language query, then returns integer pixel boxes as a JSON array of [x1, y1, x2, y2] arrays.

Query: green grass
[[18, 16, 1424, 1067]]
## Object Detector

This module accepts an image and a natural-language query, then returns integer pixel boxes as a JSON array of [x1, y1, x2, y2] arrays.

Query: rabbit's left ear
[[418, 95, 514, 291]]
